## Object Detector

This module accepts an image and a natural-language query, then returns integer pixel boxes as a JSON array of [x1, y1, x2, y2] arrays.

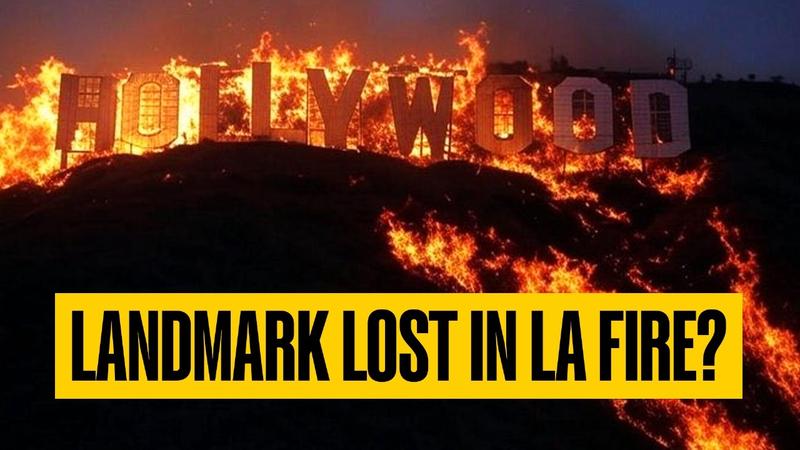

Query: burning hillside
[[1, 112, 800, 448], [1, 23, 698, 196], [0, 24, 489, 186], [1, 19, 800, 450]]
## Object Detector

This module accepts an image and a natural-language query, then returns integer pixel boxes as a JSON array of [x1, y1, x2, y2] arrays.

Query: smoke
[[252, 0, 672, 72], [442, 0, 669, 71], [0, 0, 669, 79], [2, 0, 799, 106]]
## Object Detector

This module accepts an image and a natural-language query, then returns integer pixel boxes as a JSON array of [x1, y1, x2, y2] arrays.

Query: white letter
[[307, 68, 369, 148], [199, 64, 221, 141], [630, 79, 690, 158], [553, 77, 614, 154], [389, 76, 454, 160], [121, 73, 180, 150], [55, 75, 118, 168], [474, 75, 534, 156]]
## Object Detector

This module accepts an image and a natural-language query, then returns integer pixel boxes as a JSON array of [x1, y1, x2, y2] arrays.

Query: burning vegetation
[[381, 210, 596, 294], [379, 183, 797, 449], [0, 23, 705, 199], [0, 23, 797, 450], [0, 58, 71, 186]]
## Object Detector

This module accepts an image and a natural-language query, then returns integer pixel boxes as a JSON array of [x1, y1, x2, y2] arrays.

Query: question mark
[[697, 309, 727, 381]]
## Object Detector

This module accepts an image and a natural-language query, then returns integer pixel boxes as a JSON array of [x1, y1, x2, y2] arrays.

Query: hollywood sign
[[54, 63, 690, 168]]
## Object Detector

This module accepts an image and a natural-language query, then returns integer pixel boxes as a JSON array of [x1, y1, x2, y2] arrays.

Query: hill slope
[[2, 80, 800, 448]]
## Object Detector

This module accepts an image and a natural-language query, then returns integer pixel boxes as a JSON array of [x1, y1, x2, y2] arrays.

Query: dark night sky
[[1, 0, 798, 103]]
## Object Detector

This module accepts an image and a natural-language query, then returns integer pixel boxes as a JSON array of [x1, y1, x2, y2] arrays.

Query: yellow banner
[[55, 293, 742, 399]]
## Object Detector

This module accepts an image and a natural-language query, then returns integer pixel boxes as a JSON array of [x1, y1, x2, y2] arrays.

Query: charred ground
[[0, 80, 799, 449]]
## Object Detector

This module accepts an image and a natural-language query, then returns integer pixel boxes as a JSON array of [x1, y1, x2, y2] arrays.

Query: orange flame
[[614, 400, 775, 450], [649, 159, 711, 200], [513, 248, 596, 293], [709, 209, 800, 416], [0, 57, 72, 188], [572, 114, 597, 141], [380, 210, 482, 292], [380, 208, 780, 449], [0, 23, 709, 208], [0, 27, 766, 450], [379, 210, 595, 294]]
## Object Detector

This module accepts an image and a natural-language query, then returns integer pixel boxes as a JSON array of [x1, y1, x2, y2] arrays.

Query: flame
[[0, 26, 781, 450], [572, 114, 597, 141], [472, 127, 707, 208], [513, 249, 596, 293], [379, 210, 595, 294], [709, 209, 800, 416], [614, 400, 774, 450], [472, 144, 609, 205], [381, 210, 482, 292], [627, 265, 661, 293], [163, 57, 202, 146], [0, 26, 489, 187], [379, 207, 784, 449], [649, 158, 711, 200], [0, 57, 72, 188], [532, 81, 554, 138], [0, 22, 709, 207], [70, 122, 96, 152], [615, 207, 800, 447]]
